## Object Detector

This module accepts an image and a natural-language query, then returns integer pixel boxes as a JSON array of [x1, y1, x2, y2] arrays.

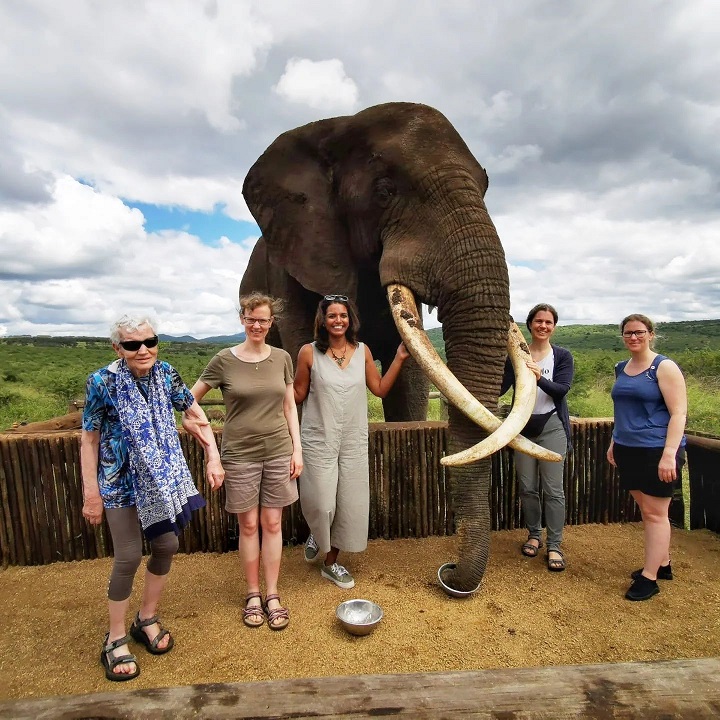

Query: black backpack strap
[[614, 360, 629, 379]]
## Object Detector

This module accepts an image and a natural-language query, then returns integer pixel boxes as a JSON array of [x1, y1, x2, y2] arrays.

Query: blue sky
[[126, 202, 259, 248]]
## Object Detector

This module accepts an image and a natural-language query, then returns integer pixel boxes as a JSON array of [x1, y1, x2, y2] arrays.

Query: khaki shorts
[[222, 455, 298, 514]]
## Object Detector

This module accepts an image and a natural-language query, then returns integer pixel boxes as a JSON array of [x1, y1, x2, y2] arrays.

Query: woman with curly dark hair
[[294, 295, 408, 589]]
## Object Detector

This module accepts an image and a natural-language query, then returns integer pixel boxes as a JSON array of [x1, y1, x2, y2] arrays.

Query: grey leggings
[[105, 506, 179, 602], [514, 412, 568, 551]]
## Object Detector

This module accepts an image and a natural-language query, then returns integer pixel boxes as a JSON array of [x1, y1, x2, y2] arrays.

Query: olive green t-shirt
[[199, 346, 294, 462]]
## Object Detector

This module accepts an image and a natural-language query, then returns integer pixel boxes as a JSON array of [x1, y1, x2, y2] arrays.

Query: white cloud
[[273, 58, 359, 112], [0, 176, 254, 337], [0, 176, 143, 279], [0, 0, 718, 337], [488, 144, 543, 173], [500, 202, 720, 326]]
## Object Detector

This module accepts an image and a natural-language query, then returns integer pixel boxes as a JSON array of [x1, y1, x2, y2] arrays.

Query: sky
[[1, 0, 718, 339]]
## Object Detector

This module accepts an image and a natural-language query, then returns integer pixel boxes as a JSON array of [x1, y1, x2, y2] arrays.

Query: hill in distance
[[159, 333, 245, 344], [0, 333, 245, 346], [427, 319, 720, 355], [3, 319, 718, 354]]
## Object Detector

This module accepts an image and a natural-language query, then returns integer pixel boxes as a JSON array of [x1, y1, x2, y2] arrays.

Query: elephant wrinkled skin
[[240, 102, 516, 594]]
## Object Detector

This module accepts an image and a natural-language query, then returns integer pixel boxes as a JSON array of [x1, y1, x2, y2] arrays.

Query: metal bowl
[[336, 599, 383, 636], [437, 562, 480, 598]]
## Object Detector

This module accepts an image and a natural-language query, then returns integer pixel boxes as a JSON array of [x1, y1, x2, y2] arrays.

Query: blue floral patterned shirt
[[82, 360, 194, 508]]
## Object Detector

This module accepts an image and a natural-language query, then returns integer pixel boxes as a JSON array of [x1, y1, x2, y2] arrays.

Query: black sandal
[[130, 613, 174, 655], [243, 592, 265, 628], [521, 538, 543, 557], [100, 632, 140, 682]]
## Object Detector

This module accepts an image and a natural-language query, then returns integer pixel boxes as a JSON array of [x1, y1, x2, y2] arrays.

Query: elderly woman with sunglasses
[[607, 313, 687, 601], [294, 295, 409, 589], [191, 293, 303, 630], [81, 315, 224, 682]]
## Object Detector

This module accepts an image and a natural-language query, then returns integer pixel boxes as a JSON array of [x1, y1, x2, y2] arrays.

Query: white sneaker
[[304, 534, 319, 563], [321, 562, 355, 589]]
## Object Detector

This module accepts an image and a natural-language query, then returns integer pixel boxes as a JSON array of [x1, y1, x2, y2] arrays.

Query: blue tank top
[[611, 354, 685, 448]]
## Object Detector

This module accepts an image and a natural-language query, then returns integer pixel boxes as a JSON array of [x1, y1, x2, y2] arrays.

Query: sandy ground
[[0, 522, 719, 701]]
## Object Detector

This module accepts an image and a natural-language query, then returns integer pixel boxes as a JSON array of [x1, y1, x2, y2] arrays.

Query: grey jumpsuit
[[299, 343, 369, 554]]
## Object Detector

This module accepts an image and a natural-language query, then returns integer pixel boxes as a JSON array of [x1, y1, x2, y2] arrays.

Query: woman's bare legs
[[260, 506, 286, 626], [137, 570, 172, 649], [631, 490, 672, 581], [238, 508, 262, 616]]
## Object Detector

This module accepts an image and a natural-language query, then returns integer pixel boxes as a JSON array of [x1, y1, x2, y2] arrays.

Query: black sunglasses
[[118, 335, 159, 351], [324, 294, 349, 302]]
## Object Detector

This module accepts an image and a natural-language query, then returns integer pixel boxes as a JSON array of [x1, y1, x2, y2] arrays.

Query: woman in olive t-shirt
[[191, 293, 303, 630]]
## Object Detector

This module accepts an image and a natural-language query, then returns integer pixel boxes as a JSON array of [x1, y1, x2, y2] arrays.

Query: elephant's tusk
[[386, 283, 561, 464], [438, 323, 550, 466]]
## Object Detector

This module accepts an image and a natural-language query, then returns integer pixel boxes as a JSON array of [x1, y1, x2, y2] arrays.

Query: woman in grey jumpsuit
[[294, 295, 409, 589]]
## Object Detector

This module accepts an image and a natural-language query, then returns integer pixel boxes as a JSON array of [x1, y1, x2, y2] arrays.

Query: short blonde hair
[[239, 292, 284, 318]]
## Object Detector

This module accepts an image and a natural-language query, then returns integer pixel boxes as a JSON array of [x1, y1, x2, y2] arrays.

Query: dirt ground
[[0, 522, 719, 701]]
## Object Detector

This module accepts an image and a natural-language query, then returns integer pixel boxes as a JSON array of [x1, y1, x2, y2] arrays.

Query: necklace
[[233, 344, 266, 370], [330, 342, 347, 367]]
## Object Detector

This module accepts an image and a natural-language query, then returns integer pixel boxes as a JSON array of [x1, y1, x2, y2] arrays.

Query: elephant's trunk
[[387, 281, 508, 594], [381, 169, 516, 594], [439, 288, 508, 592]]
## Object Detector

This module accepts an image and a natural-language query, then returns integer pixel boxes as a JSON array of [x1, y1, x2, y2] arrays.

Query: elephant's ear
[[243, 122, 357, 298]]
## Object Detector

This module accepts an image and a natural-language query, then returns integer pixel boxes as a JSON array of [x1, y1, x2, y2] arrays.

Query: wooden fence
[[687, 433, 720, 533], [0, 420, 716, 567]]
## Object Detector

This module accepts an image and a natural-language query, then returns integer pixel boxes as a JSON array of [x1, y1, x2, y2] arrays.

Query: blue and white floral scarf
[[115, 360, 205, 539]]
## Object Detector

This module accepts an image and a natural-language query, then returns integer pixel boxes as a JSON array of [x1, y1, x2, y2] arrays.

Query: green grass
[[0, 340, 222, 429], [2, 331, 719, 435], [368, 394, 446, 422]]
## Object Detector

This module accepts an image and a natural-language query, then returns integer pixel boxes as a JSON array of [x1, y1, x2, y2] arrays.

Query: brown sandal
[[547, 549, 566, 572], [263, 594, 289, 631], [243, 592, 265, 628], [521, 538, 543, 557]]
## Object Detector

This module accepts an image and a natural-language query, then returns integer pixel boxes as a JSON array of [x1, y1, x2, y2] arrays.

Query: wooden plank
[[417, 423, 428, 537], [428, 425, 440, 534], [66, 434, 93, 559], [23, 436, 50, 564], [565, 428, 575, 526], [17, 438, 42, 563], [0, 442, 14, 567], [2, 412, 83, 434], [7, 440, 30, 565], [48, 436, 72, 562], [367, 424, 378, 539], [1, 657, 719, 719], [592, 422, 604, 523], [686, 434, 720, 452]]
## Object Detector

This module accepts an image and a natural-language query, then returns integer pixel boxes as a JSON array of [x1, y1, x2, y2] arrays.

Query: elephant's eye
[[374, 178, 396, 208]]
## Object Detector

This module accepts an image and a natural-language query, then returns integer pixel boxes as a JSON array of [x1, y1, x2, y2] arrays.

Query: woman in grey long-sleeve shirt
[[501, 303, 574, 572]]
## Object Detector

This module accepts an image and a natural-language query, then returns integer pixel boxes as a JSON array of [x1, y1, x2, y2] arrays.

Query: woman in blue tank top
[[607, 314, 687, 601]]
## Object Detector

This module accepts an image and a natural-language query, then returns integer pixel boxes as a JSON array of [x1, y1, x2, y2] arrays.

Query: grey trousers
[[514, 412, 568, 551]]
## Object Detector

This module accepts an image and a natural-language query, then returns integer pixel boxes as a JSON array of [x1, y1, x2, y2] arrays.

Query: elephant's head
[[242, 102, 554, 593]]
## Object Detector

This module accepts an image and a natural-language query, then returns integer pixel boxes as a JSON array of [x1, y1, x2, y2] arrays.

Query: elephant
[[240, 102, 554, 594]]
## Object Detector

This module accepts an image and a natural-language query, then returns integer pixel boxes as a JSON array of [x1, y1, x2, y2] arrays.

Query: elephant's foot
[[437, 563, 481, 598]]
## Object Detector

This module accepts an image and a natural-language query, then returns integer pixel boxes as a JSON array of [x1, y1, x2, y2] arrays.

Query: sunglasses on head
[[324, 294, 348, 302], [118, 335, 159, 351]]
